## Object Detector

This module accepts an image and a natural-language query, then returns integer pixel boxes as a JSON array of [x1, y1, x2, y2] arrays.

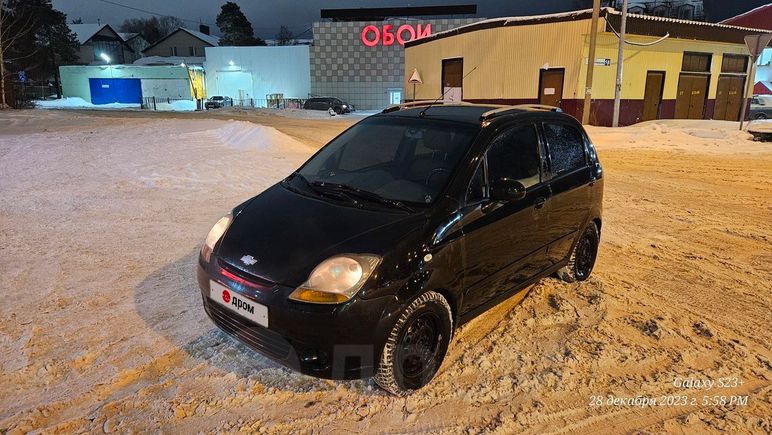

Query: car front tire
[[374, 291, 453, 396], [557, 221, 599, 283]]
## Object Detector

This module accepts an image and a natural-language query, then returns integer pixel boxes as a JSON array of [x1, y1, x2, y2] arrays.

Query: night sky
[[52, 0, 755, 39]]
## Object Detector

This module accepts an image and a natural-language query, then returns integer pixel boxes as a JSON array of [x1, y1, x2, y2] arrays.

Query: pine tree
[[216, 2, 265, 46], [4, 0, 78, 98]]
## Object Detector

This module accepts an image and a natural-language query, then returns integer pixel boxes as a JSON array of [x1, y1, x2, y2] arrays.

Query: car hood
[[217, 183, 426, 287]]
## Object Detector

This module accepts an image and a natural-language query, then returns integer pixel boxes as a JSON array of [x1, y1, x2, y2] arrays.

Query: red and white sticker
[[209, 280, 268, 327]]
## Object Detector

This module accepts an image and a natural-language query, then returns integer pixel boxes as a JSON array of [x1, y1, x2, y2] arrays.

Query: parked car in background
[[196, 102, 603, 395], [750, 95, 772, 120], [304, 97, 353, 114], [205, 96, 232, 109]]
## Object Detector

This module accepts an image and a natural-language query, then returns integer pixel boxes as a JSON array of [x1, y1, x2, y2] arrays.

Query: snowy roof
[[69, 23, 108, 44], [720, 3, 772, 31], [133, 56, 205, 66], [118, 32, 139, 41], [179, 28, 220, 47], [407, 7, 772, 47], [142, 27, 219, 54]]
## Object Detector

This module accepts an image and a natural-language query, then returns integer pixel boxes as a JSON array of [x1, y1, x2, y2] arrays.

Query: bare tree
[[120, 16, 183, 44], [275, 25, 295, 46], [0, 0, 34, 108]]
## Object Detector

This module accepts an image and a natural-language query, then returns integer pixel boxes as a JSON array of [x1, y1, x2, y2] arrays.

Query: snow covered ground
[[0, 111, 770, 433], [34, 97, 197, 111]]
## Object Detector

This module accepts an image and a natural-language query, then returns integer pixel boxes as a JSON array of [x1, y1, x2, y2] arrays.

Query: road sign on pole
[[408, 68, 422, 101], [739, 34, 772, 130]]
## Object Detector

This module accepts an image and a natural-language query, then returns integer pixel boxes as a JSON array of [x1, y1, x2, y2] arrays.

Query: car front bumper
[[197, 257, 398, 379]]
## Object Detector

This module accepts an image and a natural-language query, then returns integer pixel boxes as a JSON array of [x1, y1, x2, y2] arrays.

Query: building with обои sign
[[310, 6, 482, 110]]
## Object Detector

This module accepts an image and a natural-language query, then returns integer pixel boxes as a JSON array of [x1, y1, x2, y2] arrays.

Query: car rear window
[[543, 123, 587, 174]]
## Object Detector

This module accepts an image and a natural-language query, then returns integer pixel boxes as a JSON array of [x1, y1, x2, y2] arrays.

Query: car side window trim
[[464, 155, 488, 205]]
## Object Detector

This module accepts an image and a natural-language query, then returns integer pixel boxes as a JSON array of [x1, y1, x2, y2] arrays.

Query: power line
[[98, 0, 204, 24]]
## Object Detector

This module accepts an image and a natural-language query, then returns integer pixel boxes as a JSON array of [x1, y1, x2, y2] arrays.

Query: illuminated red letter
[[361, 25, 379, 47], [416, 24, 432, 39], [382, 24, 395, 46], [396, 24, 416, 45]]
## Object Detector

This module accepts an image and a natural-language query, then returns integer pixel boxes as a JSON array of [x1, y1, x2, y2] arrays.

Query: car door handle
[[534, 197, 547, 209]]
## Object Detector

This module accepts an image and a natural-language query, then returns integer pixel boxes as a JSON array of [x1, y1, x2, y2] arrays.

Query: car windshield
[[212, 96, 223, 100], [295, 116, 479, 205]]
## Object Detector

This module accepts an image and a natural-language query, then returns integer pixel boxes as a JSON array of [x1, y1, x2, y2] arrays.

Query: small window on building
[[682, 52, 711, 73], [170, 47, 177, 56], [543, 123, 587, 175], [652, 5, 668, 17], [678, 5, 694, 20], [721, 54, 748, 74], [189, 46, 196, 56]]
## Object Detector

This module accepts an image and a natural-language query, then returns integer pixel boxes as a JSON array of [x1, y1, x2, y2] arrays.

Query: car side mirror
[[490, 178, 526, 202]]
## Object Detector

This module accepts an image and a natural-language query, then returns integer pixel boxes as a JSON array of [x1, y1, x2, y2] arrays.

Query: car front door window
[[486, 125, 541, 188]]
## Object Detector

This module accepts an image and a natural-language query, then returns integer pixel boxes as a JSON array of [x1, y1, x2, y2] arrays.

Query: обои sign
[[360, 24, 432, 47]]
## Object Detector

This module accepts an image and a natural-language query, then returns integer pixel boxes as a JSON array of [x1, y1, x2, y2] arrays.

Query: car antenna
[[419, 65, 478, 118]]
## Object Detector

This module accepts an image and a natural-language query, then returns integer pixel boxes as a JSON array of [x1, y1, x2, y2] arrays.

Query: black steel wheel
[[374, 291, 453, 395], [557, 221, 599, 283]]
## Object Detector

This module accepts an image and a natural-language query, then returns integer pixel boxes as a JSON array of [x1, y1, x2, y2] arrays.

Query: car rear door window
[[485, 125, 541, 188], [543, 123, 587, 174]]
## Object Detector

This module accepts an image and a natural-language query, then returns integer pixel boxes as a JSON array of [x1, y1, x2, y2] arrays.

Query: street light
[[100, 52, 111, 63]]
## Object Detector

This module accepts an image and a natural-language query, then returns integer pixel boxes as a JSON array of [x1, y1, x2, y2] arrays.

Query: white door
[[389, 90, 402, 105]]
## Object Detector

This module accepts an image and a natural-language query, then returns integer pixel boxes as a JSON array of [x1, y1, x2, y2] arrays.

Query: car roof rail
[[381, 100, 445, 113], [480, 104, 562, 121]]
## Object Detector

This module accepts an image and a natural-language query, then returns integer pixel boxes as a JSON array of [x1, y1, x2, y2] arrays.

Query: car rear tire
[[374, 291, 453, 396], [557, 221, 599, 283], [755, 113, 767, 120]]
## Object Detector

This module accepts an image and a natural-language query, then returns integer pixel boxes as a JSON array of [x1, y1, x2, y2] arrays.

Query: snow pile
[[201, 121, 310, 151], [585, 119, 763, 154], [35, 97, 198, 112], [154, 100, 197, 112], [35, 97, 140, 110]]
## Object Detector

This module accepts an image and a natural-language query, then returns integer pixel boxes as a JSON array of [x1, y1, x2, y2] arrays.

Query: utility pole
[[582, 0, 601, 125], [612, 0, 628, 127]]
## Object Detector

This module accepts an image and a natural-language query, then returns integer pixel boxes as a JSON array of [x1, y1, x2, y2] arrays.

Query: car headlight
[[289, 254, 381, 304], [200, 213, 232, 263]]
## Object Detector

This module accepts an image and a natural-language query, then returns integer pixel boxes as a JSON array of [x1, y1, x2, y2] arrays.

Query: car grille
[[204, 298, 291, 360], [218, 259, 275, 288]]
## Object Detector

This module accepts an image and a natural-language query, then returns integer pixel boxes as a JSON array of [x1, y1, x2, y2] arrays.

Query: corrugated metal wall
[[405, 19, 752, 102], [584, 33, 751, 100], [405, 19, 593, 101]]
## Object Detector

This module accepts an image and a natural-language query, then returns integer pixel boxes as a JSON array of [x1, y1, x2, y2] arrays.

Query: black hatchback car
[[197, 103, 603, 395], [303, 97, 352, 114]]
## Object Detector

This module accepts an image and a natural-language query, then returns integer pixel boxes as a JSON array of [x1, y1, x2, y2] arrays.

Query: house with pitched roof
[[142, 27, 220, 58], [68, 23, 138, 65]]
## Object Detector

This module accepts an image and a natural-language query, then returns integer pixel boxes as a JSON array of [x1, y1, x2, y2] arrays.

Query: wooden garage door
[[675, 74, 709, 119], [714, 75, 745, 121]]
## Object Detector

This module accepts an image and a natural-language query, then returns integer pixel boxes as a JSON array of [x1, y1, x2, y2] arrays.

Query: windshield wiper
[[287, 173, 349, 201], [311, 181, 414, 213]]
